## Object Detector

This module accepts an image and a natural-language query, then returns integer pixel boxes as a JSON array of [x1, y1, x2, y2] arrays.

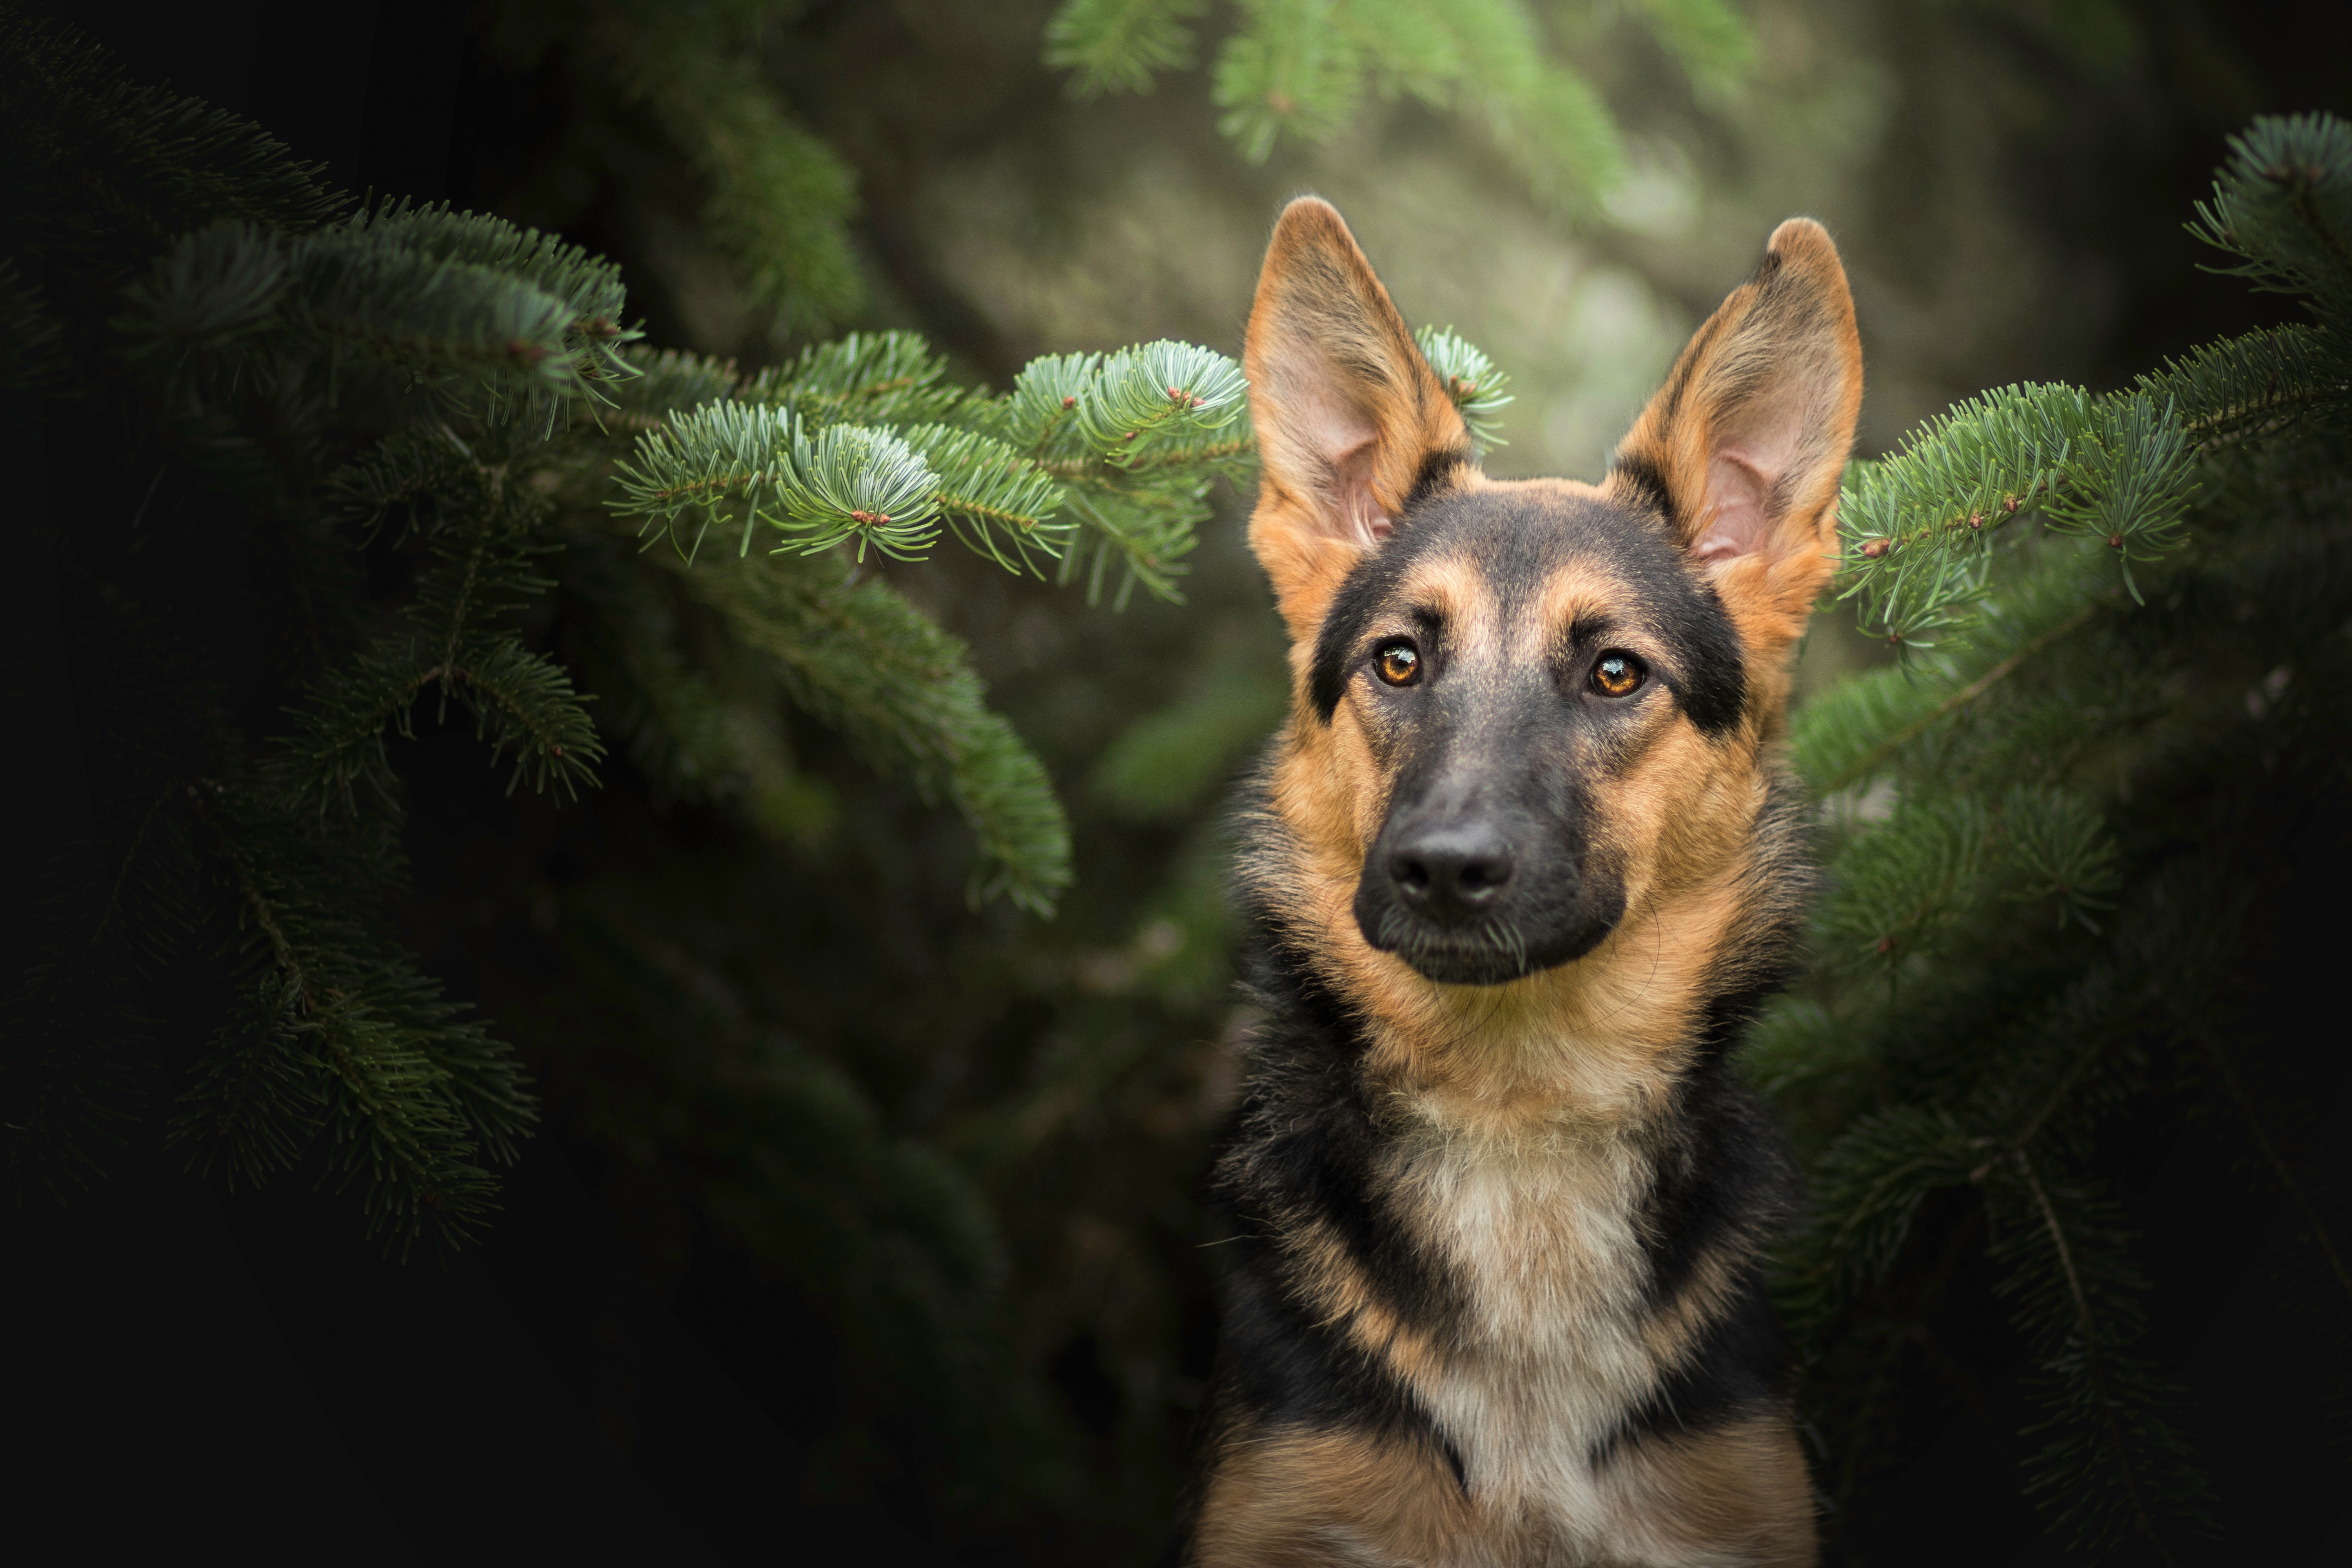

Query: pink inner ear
[[1331, 437, 1392, 543], [1693, 449, 1771, 562]]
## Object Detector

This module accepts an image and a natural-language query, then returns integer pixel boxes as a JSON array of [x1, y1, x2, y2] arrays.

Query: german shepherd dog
[[1190, 200, 1861, 1566]]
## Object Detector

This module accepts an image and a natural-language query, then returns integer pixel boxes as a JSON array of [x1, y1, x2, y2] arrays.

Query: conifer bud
[[1861, 539, 1890, 559]]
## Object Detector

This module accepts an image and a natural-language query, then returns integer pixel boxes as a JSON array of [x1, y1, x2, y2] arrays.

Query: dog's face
[[1242, 201, 1860, 998], [1322, 480, 1748, 983]]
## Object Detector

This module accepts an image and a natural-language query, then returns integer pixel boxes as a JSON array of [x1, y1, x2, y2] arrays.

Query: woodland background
[[9, 0, 2349, 1564]]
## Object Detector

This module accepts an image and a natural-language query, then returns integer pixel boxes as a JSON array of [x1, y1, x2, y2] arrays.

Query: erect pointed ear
[[1244, 197, 1472, 640], [1608, 218, 1862, 662]]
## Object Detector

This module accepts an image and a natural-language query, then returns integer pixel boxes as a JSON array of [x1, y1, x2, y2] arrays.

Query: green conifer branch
[[2187, 113, 2352, 323], [1635, 0, 1754, 97], [556, 543, 830, 845], [0, 13, 347, 260], [1045, 0, 1207, 95], [1044, 0, 1752, 208], [579, 5, 864, 332], [744, 330, 973, 428], [112, 213, 646, 424], [171, 787, 529, 1256], [662, 549, 1073, 915], [1994, 1152, 2215, 1557], [1416, 325, 1514, 451], [1782, 113, 2352, 1557], [1779, 1105, 1981, 1323], [171, 972, 327, 1187]]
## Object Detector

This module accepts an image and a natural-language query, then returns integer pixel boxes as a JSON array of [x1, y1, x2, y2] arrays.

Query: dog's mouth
[[1360, 901, 1617, 987]]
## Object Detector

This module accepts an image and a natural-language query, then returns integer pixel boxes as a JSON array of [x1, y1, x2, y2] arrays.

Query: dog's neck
[[1361, 862, 1759, 1135]]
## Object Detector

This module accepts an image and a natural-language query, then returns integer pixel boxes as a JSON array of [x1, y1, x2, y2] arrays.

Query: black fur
[[1198, 537, 1813, 1546], [1208, 752, 1811, 1478], [1307, 487, 1746, 735]]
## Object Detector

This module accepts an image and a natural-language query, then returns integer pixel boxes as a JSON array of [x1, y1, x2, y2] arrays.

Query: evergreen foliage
[[0, 13, 1501, 1262], [1770, 113, 2352, 1561], [475, 0, 864, 336], [1043, 0, 1756, 209]]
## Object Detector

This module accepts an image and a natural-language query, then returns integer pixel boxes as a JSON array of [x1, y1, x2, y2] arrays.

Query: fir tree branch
[[580, 4, 864, 332], [1045, 0, 1206, 95], [1807, 604, 2097, 795], [0, 13, 347, 262], [2007, 1149, 2175, 1564], [1416, 324, 1514, 451], [659, 548, 1073, 914]]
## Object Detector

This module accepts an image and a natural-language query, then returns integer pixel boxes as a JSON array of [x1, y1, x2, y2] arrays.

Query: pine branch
[[906, 422, 1075, 577], [1416, 324, 1515, 452], [1793, 595, 2099, 796], [1635, 0, 1755, 97], [2187, 113, 2352, 325], [112, 212, 647, 430], [2144, 323, 2346, 441], [1834, 384, 2183, 648], [1780, 1105, 1981, 1327], [590, 9, 864, 332], [1212, 0, 1366, 160], [1997, 784, 2119, 931], [1815, 793, 1994, 972], [171, 785, 532, 1257], [1045, 0, 1207, 95], [0, 13, 347, 265], [612, 401, 948, 562], [171, 971, 325, 1188], [556, 539, 831, 844], [744, 330, 972, 429], [613, 330, 1267, 603], [1996, 1152, 2215, 1560], [661, 549, 1073, 914], [279, 481, 604, 813]]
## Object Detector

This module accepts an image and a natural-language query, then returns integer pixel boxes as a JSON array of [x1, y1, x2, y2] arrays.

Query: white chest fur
[[1385, 1114, 1722, 1567]]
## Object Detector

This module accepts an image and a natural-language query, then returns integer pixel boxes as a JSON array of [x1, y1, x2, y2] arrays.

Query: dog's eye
[[1374, 640, 1422, 687], [1590, 652, 1646, 697]]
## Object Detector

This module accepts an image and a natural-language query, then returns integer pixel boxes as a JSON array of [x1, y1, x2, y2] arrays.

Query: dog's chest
[[1388, 1116, 1667, 1547]]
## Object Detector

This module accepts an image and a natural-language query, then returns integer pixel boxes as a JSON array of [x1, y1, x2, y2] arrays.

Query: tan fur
[[1609, 218, 1864, 708], [1196, 1420, 1481, 1568], [1201, 198, 1860, 1566], [1245, 198, 1474, 645], [1198, 1417, 1816, 1568], [1241, 200, 1857, 1112]]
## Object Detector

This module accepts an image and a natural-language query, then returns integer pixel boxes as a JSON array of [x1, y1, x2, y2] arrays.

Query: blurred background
[[23, 0, 2349, 1563]]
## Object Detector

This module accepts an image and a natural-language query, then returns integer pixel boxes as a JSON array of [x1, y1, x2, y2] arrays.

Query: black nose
[[1387, 823, 1513, 923]]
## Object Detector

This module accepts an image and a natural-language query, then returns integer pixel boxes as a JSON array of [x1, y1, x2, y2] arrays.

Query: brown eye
[[1591, 652, 1646, 697], [1374, 640, 1422, 686]]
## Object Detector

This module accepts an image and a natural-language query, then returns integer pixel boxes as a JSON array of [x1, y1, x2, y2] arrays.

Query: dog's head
[[1243, 199, 1859, 993]]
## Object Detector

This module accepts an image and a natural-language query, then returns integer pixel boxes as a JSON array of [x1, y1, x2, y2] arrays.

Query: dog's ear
[[1609, 218, 1862, 660], [1244, 197, 1471, 639]]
